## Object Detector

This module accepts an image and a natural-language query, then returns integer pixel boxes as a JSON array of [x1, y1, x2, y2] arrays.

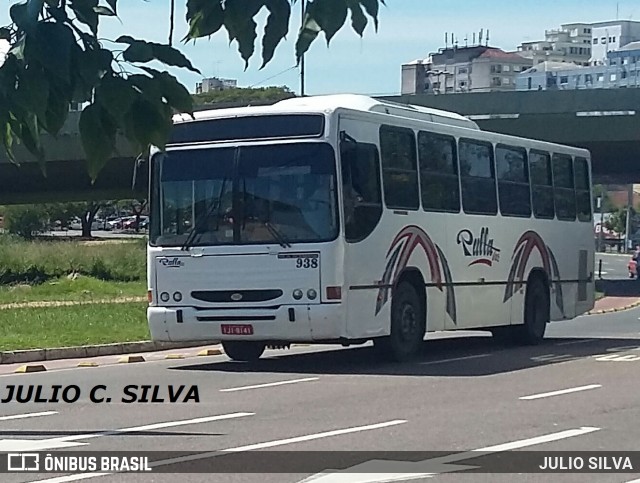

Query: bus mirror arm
[[132, 153, 149, 193]]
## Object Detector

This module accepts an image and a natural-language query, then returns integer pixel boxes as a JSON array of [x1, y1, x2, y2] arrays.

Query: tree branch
[[169, 0, 175, 45]]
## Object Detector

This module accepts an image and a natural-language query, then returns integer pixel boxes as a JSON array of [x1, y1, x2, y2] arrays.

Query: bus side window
[[574, 157, 592, 222], [552, 153, 576, 221], [496, 144, 531, 218], [530, 150, 555, 219], [340, 141, 383, 243], [459, 138, 497, 216], [418, 131, 460, 213], [379, 125, 419, 210]]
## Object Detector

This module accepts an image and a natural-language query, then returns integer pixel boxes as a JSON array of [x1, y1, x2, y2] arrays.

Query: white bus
[[146, 94, 595, 362]]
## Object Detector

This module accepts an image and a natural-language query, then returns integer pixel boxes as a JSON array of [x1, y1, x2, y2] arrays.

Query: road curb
[[0, 340, 220, 365], [586, 298, 640, 315]]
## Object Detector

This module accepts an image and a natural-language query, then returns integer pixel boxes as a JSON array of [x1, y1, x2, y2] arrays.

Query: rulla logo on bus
[[456, 227, 501, 266], [158, 257, 184, 268]]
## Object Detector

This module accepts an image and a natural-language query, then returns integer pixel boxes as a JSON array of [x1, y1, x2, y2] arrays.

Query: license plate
[[221, 324, 254, 335]]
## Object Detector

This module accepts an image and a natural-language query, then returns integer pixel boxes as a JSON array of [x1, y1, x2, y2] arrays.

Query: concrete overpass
[[381, 88, 640, 185], [1, 89, 639, 204]]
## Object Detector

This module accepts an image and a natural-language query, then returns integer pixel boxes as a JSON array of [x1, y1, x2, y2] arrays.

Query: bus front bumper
[[147, 304, 343, 342]]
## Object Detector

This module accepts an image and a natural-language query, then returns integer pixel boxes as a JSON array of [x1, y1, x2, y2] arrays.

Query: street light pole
[[300, 1, 306, 96]]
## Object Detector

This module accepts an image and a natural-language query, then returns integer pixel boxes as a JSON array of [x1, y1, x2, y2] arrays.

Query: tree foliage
[[192, 86, 295, 106], [0, 0, 385, 182]]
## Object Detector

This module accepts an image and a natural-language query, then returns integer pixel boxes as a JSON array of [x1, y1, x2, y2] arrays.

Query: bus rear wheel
[[222, 341, 266, 361], [373, 281, 425, 362], [515, 277, 550, 345]]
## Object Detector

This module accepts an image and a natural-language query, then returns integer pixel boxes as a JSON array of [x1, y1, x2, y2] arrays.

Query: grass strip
[[0, 277, 146, 305], [0, 302, 150, 351]]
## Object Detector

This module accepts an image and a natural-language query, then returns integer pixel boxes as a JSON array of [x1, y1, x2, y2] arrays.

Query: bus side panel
[[343, 210, 448, 338], [445, 216, 512, 330], [338, 114, 447, 338]]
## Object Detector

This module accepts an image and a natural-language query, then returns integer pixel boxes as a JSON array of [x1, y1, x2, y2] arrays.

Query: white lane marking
[[595, 354, 640, 362], [419, 354, 490, 365], [55, 412, 255, 443], [30, 420, 408, 483], [0, 411, 57, 421], [298, 427, 601, 483], [555, 339, 592, 346], [0, 412, 254, 452], [519, 384, 602, 400], [222, 419, 407, 453], [220, 377, 319, 392], [0, 439, 87, 452], [624, 479, 640, 483]]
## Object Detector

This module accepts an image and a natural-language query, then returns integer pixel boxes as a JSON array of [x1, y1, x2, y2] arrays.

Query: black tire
[[514, 277, 550, 345], [373, 281, 425, 362], [222, 341, 266, 361]]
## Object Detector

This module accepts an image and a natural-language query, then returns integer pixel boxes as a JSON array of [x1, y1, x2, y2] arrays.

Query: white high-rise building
[[590, 20, 640, 64]]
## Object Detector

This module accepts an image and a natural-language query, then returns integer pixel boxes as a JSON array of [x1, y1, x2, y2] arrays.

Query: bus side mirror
[[132, 154, 149, 195]]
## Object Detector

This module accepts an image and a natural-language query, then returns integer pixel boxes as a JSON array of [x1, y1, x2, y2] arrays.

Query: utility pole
[[625, 184, 634, 252], [597, 195, 604, 252], [300, 0, 306, 96]]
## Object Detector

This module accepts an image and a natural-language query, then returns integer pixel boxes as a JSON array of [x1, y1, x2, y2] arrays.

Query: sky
[[1, 0, 639, 95]]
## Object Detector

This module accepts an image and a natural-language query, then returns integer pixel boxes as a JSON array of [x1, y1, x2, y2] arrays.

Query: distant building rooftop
[[522, 61, 583, 73]]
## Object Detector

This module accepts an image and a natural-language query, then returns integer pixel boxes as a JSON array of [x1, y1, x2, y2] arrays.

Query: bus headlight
[[173, 292, 183, 302], [293, 289, 303, 300], [307, 289, 317, 300], [160, 292, 170, 302]]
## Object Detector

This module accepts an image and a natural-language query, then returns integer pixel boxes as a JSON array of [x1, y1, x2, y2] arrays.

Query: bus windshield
[[149, 142, 339, 247]]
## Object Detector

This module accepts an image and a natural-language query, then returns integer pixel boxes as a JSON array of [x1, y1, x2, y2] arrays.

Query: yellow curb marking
[[14, 364, 47, 373], [118, 355, 145, 363], [77, 362, 99, 367], [165, 354, 185, 360], [197, 349, 223, 356]]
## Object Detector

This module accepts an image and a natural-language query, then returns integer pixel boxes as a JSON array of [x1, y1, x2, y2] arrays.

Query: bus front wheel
[[516, 277, 550, 345], [222, 341, 266, 361], [373, 281, 425, 362]]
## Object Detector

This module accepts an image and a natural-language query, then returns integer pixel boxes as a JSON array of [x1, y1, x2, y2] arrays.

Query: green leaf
[[0, 117, 17, 165], [360, 0, 383, 30], [347, 0, 367, 36], [95, 75, 137, 124], [79, 103, 117, 181], [139, 67, 194, 115], [261, 0, 290, 69], [10, 2, 36, 32], [25, 22, 75, 84], [94, 5, 116, 16], [106, 0, 118, 15], [295, 17, 321, 61], [71, 44, 113, 103], [124, 97, 172, 152], [117, 37, 201, 73], [43, 85, 70, 135], [223, 0, 262, 68], [151, 44, 201, 73], [70, 0, 100, 35], [128, 74, 164, 106], [184, 0, 224, 40], [307, 0, 348, 44], [14, 65, 50, 122], [122, 41, 154, 63], [20, 113, 46, 174]]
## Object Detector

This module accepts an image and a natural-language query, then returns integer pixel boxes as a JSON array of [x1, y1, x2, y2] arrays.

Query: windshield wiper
[[181, 178, 228, 250], [263, 221, 291, 249]]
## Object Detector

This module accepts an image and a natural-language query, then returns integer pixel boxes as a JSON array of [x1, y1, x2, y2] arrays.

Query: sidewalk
[[588, 295, 640, 315]]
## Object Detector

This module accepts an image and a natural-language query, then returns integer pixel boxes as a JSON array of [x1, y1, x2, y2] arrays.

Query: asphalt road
[[596, 253, 633, 280], [1, 309, 640, 483]]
